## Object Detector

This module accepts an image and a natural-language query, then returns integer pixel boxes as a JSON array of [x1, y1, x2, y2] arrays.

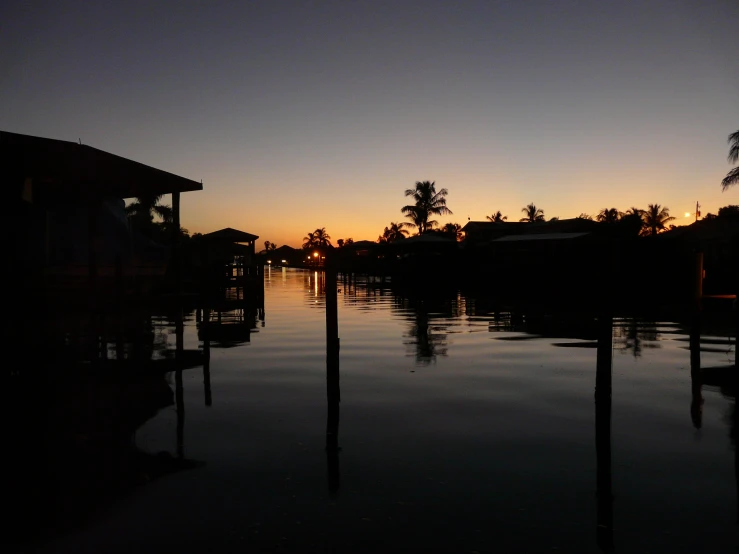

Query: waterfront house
[[5, 130, 203, 299]]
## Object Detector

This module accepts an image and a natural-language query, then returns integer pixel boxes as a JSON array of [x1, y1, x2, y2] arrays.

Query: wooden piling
[[689, 312, 703, 429], [325, 254, 341, 496]]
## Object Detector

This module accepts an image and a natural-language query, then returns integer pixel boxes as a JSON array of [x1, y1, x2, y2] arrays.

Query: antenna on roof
[[78, 138, 82, 144]]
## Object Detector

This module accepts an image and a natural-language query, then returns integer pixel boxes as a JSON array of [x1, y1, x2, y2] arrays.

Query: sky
[[2, 0, 737, 247]]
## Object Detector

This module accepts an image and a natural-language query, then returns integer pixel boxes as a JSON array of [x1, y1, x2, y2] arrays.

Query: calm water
[[17, 268, 738, 553]]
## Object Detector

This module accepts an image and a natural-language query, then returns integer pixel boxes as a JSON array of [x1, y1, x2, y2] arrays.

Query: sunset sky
[[2, 0, 737, 247]]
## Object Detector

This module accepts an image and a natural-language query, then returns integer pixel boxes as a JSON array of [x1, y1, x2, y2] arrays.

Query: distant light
[[685, 212, 691, 217], [313, 252, 319, 257], [281, 259, 287, 263], [267, 260, 271, 264]]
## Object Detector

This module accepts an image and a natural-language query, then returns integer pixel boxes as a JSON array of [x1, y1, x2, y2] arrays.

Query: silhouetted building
[[5, 130, 203, 298]]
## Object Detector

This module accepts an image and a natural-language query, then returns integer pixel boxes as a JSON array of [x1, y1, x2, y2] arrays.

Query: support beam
[[87, 200, 99, 300], [172, 191, 182, 297]]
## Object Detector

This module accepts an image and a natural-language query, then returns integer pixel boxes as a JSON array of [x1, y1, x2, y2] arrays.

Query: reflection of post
[[203, 324, 212, 407], [694, 251, 703, 307], [689, 311, 703, 429], [735, 398, 738, 525], [325, 255, 341, 496], [595, 312, 614, 553], [175, 307, 185, 459]]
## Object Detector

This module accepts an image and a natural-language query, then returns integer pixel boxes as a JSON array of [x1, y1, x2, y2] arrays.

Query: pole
[[325, 252, 341, 496]]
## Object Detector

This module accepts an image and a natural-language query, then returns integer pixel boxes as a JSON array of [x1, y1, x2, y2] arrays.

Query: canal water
[[12, 268, 737, 553]]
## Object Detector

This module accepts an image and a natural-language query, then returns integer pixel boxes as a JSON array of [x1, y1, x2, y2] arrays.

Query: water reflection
[[614, 317, 661, 357], [396, 296, 451, 365], [9, 307, 206, 544], [11, 269, 738, 552], [595, 313, 614, 552]]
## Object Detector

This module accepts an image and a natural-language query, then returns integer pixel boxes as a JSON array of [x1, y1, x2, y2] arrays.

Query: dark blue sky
[[2, 0, 737, 245]]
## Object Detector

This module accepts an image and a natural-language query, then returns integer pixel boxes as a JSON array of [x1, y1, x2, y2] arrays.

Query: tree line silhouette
[[268, 130, 738, 250]]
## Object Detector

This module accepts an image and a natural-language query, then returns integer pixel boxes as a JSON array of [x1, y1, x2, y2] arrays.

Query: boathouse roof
[[491, 232, 590, 242], [3, 130, 203, 199], [202, 227, 259, 243]]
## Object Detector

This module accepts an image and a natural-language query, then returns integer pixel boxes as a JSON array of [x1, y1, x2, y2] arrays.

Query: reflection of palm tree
[[401, 181, 452, 234], [643, 204, 675, 235], [303, 227, 332, 248], [486, 211, 507, 222], [404, 311, 449, 364], [721, 129, 739, 190], [596, 208, 621, 223], [395, 296, 450, 364], [614, 318, 660, 358], [520, 203, 545, 223]]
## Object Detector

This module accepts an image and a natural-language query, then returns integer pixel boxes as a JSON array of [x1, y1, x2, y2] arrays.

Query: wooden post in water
[[325, 253, 341, 496], [689, 311, 703, 429], [203, 320, 212, 407], [694, 251, 704, 308]]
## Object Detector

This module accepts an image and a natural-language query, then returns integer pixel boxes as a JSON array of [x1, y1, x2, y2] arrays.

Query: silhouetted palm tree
[[126, 193, 173, 224], [520, 203, 545, 223], [617, 207, 645, 236], [577, 213, 593, 220], [442, 222, 463, 241], [401, 181, 452, 234], [379, 222, 410, 243], [303, 227, 332, 249], [643, 204, 675, 235], [722, 130, 739, 190], [596, 208, 621, 223], [486, 211, 507, 222]]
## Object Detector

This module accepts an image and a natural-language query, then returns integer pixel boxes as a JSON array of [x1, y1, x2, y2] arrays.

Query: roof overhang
[[3, 131, 203, 199]]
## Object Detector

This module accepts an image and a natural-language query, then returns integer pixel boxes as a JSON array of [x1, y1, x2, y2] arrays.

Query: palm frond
[[722, 166, 739, 190], [125, 201, 142, 215], [153, 204, 173, 223], [728, 130, 739, 164]]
